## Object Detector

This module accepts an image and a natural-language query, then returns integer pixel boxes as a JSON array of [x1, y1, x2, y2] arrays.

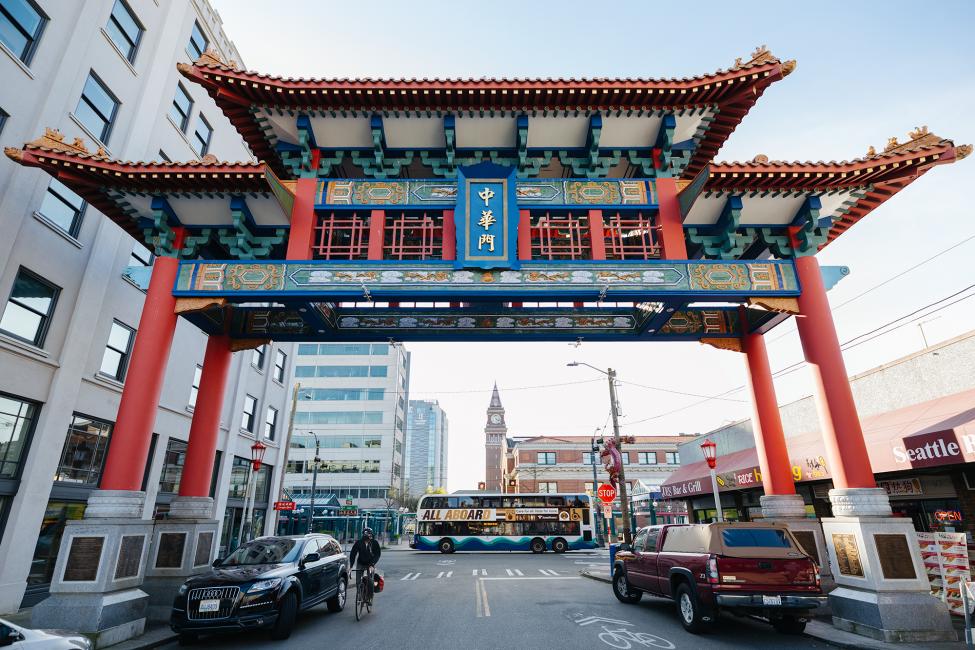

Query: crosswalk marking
[[505, 569, 513, 576], [481, 569, 487, 576], [435, 571, 453, 579], [472, 569, 478, 576], [409, 572, 420, 580], [539, 569, 559, 576], [401, 573, 415, 581], [513, 569, 524, 576]]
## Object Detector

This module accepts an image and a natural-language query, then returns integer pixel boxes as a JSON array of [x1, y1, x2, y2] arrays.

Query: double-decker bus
[[411, 492, 597, 553]]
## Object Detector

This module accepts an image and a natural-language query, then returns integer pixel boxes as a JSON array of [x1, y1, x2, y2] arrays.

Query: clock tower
[[484, 383, 507, 491]]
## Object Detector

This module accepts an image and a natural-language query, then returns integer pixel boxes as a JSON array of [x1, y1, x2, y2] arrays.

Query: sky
[[211, 0, 975, 492]]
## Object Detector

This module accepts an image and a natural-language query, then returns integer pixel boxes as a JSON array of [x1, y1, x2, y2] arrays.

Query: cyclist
[[349, 527, 382, 603]]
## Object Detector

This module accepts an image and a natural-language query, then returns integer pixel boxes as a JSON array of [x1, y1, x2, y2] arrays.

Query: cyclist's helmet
[[362, 527, 374, 538]]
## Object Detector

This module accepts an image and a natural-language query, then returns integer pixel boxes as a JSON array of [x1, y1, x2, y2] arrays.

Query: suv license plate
[[199, 599, 220, 613], [762, 595, 782, 606]]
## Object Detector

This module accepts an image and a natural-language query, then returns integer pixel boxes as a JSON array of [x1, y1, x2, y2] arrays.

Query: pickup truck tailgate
[[717, 556, 817, 589]]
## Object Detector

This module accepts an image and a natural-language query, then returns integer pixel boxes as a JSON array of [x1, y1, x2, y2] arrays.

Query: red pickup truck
[[612, 522, 825, 634]]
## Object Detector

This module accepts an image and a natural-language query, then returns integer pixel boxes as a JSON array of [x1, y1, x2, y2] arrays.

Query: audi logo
[[201, 590, 224, 599]]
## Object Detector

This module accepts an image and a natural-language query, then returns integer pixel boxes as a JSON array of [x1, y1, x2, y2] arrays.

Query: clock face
[[490, 414, 502, 424]]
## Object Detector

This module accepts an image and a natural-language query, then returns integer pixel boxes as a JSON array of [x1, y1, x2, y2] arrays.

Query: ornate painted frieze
[[174, 260, 799, 299], [317, 179, 654, 208]]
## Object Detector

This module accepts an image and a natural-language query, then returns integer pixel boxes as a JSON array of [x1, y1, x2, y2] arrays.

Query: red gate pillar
[[175, 335, 233, 509], [794, 255, 878, 492], [99, 229, 186, 494], [286, 178, 317, 260], [655, 177, 687, 260], [742, 332, 807, 518]]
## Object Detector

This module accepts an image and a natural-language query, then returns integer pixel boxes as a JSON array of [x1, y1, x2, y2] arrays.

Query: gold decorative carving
[[3, 147, 23, 162], [956, 144, 972, 160], [884, 136, 900, 152], [780, 60, 797, 76], [748, 297, 800, 314], [752, 154, 769, 164], [174, 297, 226, 315], [196, 47, 238, 70], [884, 125, 947, 156], [866, 145, 876, 157], [732, 45, 781, 70], [675, 179, 693, 192], [24, 128, 90, 155], [230, 338, 271, 352], [700, 337, 743, 353]]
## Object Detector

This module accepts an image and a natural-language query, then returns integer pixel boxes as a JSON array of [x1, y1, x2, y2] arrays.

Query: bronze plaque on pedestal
[[155, 532, 186, 569], [792, 530, 821, 566], [114, 534, 145, 580], [874, 533, 917, 580], [194, 532, 214, 567], [831, 533, 864, 577], [64, 536, 104, 581]]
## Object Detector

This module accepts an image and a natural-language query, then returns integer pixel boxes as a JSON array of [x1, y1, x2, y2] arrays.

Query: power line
[[617, 379, 748, 403], [409, 377, 603, 395], [765, 233, 975, 345], [619, 283, 975, 427]]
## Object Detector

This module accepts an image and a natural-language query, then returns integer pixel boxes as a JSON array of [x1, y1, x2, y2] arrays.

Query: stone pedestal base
[[31, 492, 153, 647], [142, 513, 219, 622], [760, 493, 807, 518], [821, 488, 954, 642]]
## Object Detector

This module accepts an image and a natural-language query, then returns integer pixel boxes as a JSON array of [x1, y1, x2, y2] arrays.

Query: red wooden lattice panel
[[603, 210, 662, 260], [312, 211, 370, 260], [384, 211, 443, 260], [530, 211, 591, 260]]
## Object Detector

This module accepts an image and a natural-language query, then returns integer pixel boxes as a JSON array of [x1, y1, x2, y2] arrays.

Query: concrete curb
[[580, 569, 611, 584]]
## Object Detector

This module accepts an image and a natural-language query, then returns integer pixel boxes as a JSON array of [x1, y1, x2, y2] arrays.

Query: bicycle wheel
[[355, 575, 366, 621]]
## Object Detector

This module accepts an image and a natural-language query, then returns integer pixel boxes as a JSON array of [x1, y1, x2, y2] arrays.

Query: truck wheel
[[552, 538, 568, 553], [326, 576, 347, 612], [438, 538, 454, 554], [529, 538, 546, 553], [772, 615, 807, 634], [270, 591, 298, 640], [612, 569, 642, 604], [675, 582, 711, 634]]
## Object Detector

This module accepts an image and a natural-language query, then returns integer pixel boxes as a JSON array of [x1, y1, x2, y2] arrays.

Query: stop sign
[[597, 483, 617, 503]]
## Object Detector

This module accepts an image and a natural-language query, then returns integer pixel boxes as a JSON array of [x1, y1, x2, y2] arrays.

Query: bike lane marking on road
[[401, 573, 415, 581], [409, 572, 421, 580], [571, 614, 676, 649]]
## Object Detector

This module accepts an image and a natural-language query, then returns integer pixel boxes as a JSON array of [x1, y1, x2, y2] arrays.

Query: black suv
[[171, 534, 348, 643]]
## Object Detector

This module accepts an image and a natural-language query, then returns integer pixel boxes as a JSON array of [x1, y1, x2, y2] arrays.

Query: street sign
[[597, 483, 617, 503], [602, 504, 613, 519], [345, 498, 353, 506], [273, 501, 296, 511], [339, 507, 358, 516]]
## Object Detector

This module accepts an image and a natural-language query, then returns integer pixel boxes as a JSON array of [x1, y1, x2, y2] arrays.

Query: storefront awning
[[660, 387, 975, 499]]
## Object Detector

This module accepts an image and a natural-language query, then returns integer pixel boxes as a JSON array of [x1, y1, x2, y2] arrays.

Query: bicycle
[[353, 566, 375, 621]]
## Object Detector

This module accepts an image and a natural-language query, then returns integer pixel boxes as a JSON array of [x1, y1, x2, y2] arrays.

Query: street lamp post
[[700, 439, 723, 522], [568, 362, 632, 546], [590, 427, 605, 546], [237, 440, 268, 546], [306, 432, 321, 534]]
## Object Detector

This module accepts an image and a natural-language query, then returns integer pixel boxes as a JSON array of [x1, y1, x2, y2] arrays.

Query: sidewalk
[[579, 567, 965, 650]]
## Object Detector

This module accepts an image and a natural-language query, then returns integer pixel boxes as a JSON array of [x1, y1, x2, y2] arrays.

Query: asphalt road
[[163, 548, 835, 649]]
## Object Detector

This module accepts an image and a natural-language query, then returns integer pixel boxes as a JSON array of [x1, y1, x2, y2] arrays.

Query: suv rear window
[[722, 528, 791, 548]]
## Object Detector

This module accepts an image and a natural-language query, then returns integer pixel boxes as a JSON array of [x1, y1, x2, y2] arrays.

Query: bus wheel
[[530, 538, 546, 554], [438, 538, 454, 554], [552, 538, 568, 553]]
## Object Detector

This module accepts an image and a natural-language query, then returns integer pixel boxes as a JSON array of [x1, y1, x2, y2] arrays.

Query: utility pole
[[276, 382, 301, 502], [307, 433, 320, 534], [607, 368, 632, 546], [591, 428, 604, 546]]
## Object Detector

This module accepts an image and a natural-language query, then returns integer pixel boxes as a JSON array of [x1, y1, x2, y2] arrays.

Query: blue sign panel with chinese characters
[[455, 163, 519, 270]]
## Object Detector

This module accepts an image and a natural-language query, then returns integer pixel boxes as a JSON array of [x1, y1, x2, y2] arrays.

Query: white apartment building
[[405, 400, 449, 498], [285, 343, 410, 510], [0, 0, 293, 613]]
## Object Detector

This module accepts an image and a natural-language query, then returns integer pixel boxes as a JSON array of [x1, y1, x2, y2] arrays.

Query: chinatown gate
[[5, 47, 970, 643]]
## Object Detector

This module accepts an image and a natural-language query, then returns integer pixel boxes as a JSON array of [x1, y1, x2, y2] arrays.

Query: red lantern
[[700, 439, 717, 470], [251, 440, 267, 472]]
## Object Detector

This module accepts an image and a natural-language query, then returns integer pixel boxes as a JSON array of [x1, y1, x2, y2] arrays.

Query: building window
[[157, 438, 186, 493], [27, 501, 85, 588], [584, 482, 594, 494], [38, 179, 86, 237], [638, 452, 657, 464], [54, 414, 112, 484], [228, 456, 271, 500], [273, 349, 287, 382], [0, 392, 39, 478], [537, 452, 556, 465], [264, 406, 278, 441], [0, 267, 59, 347], [169, 83, 193, 132], [537, 482, 558, 493], [293, 411, 383, 425], [129, 242, 152, 267], [241, 395, 257, 432], [0, 0, 47, 64], [188, 364, 202, 407], [296, 388, 385, 401], [158, 149, 171, 162], [191, 114, 212, 156], [99, 320, 134, 381], [252, 344, 266, 370], [294, 365, 389, 378], [74, 72, 119, 144], [582, 451, 596, 465], [0, 107, 7, 135], [665, 452, 680, 465], [185, 20, 208, 60], [621, 453, 630, 465], [105, 0, 142, 62]]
